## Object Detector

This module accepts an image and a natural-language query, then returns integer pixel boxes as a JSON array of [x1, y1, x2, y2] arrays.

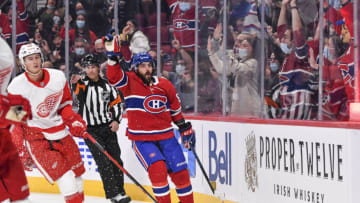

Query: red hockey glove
[[0, 94, 32, 124], [178, 122, 196, 150], [10, 125, 34, 171], [65, 114, 87, 138]]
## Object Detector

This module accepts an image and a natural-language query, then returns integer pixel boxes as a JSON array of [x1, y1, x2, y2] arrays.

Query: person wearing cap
[[73, 54, 131, 203]]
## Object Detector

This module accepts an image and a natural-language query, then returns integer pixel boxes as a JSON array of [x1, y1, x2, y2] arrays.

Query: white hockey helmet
[[19, 43, 44, 69]]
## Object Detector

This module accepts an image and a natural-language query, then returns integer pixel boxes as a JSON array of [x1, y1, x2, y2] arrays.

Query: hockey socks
[[148, 161, 171, 203], [170, 169, 194, 203], [64, 192, 84, 203]]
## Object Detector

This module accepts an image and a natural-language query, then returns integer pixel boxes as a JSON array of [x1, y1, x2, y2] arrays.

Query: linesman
[[73, 54, 131, 203]]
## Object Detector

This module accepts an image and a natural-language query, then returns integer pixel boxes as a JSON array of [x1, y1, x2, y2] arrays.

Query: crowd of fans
[[0, 0, 357, 120]]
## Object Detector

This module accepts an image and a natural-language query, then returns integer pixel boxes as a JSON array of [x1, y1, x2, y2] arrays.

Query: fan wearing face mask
[[276, 0, 320, 120], [167, 0, 196, 52], [59, 13, 98, 52], [323, 0, 355, 120], [208, 28, 261, 117]]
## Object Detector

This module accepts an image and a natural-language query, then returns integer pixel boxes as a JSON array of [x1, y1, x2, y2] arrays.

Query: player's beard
[[137, 71, 153, 85]]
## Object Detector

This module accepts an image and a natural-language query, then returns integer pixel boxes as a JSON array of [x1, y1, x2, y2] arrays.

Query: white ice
[[27, 192, 148, 203]]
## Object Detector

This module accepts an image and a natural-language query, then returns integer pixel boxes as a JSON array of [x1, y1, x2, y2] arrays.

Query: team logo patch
[[174, 19, 189, 31], [143, 95, 167, 114], [36, 90, 62, 117]]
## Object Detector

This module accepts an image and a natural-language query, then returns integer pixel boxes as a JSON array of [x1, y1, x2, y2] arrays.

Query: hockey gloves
[[66, 114, 88, 138], [179, 122, 196, 150], [0, 94, 32, 124], [102, 29, 122, 57]]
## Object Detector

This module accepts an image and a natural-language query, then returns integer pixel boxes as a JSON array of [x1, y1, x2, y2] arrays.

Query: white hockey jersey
[[7, 68, 72, 140]]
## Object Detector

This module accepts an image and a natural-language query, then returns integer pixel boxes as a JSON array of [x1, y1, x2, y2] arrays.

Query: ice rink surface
[[28, 192, 147, 203]]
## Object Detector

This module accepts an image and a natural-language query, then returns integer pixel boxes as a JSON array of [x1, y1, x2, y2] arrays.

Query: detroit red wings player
[[7, 43, 88, 203], [0, 38, 32, 202]]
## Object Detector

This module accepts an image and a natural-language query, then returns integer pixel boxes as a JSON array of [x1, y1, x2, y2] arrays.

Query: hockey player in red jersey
[[0, 37, 32, 203], [7, 43, 88, 203], [106, 51, 195, 203]]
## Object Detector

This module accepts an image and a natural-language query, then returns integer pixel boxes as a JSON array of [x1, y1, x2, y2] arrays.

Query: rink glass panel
[[9, 0, 359, 121]]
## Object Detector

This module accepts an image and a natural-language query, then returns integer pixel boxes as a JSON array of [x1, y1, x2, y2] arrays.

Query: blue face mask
[[270, 63, 279, 72], [179, 2, 191, 12], [75, 47, 85, 56], [280, 43, 292, 54], [47, 5, 55, 10], [76, 20, 85, 29]]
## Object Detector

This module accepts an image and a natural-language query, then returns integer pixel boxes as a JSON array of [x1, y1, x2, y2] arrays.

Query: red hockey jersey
[[167, 0, 196, 50], [107, 63, 184, 141]]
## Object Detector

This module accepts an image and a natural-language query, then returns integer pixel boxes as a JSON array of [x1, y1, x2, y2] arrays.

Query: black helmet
[[81, 54, 99, 67]]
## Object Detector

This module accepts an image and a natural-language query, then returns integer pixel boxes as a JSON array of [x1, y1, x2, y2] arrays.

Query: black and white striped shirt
[[73, 77, 123, 126]]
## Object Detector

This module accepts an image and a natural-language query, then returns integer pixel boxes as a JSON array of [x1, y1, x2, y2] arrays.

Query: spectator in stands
[[167, 0, 196, 52], [120, 19, 150, 54], [171, 39, 194, 72], [70, 38, 89, 74], [198, 58, 221, 114], [276, 0, 318, 120], [323, 0, 355, 119], [49, 34, 65, 67], [0, 0, 29, 54], [78, 0, 111, 38], [208, 28, 261, 117], [162, 66, 195, 113], [60, 12, 98, 51], [94, 38, 107, 64], [37, 0, 58, 42], [264, 52, 281, 119]]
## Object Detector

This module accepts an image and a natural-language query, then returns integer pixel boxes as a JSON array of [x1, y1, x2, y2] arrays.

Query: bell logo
[[209, 131, 232, 185]]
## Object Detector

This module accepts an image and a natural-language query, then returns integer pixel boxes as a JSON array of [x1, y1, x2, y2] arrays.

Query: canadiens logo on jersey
[[174, 19, 190, 31], [340, 62, 354, 87], [143, 95, 168, 114], [36, 90, 62, 117]]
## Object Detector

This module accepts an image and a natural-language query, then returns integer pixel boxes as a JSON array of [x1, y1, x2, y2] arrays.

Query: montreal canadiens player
[[0, 37, 32, 203], [7, 43, 88, 203], [106, 50, 196, 203]]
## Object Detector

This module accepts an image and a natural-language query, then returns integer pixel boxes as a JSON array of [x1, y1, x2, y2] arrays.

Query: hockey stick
[[191, 147, 215, 194], [84, 133, 158, 203]]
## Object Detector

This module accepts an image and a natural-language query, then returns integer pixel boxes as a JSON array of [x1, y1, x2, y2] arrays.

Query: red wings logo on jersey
[[143, 95, 168, 114], [36, 90, 62, 117], [0, 67, 12, 93]]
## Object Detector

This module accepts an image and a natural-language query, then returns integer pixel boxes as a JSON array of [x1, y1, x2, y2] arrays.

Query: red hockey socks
[[170, 169, 194, 203], [64, 192, 84, 203], [148, 161, 171, 203]]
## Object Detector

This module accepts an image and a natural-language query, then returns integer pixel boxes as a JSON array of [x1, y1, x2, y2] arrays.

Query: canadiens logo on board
[[174, 19, 189, 31], [143, 95, 168, 114], [36, 90, 62, 117], [245, 131, 258, 192]]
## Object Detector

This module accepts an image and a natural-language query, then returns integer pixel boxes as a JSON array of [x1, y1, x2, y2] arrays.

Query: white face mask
[[76, 20, 85, 29], [175, 64, 185, 75], [323, 46, 335, 60], [270, 63, 279, 72], [235, 48, 248, 59], [179, 2, 191, 12], [75, 47, 85, 56], [280, 43, 292, 54]]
